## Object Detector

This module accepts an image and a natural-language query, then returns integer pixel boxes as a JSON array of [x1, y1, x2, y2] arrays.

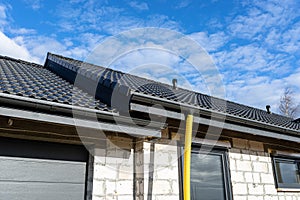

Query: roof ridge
[[48, 52, 205, 92], [47, 52, 125, 74], [46, 52, 295, 121]]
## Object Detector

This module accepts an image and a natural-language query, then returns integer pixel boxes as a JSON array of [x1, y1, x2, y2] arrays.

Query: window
[[180, 146, 232, 200], [272, 156, 300, 189]]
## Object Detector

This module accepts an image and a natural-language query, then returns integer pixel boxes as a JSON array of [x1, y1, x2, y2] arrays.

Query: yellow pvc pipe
[[183, 114, 193, 200]]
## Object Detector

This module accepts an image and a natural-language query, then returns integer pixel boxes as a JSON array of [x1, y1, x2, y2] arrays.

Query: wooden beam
[[147, 143, 155, 200], [133, 139, 144, 200]]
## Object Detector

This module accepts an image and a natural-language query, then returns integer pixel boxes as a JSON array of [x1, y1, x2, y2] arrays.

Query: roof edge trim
[[0, 92, 117, 116], [131, 92, 300, 136], [0, 106, 161, 137]]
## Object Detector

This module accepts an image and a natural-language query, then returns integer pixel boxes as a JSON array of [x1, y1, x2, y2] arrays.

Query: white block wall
[[229, 138, 300, 200], [92, 150, 134, 200], [92, 142, 180, 200], [143, 142, 180, 200], [91, 137, 300, 200]]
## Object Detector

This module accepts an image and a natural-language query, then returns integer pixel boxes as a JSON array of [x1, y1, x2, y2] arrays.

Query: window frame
[[178, 144, 233, 200], [272, 155, 300, 189]]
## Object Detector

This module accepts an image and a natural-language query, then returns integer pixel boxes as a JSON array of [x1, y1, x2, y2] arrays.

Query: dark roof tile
[[0, 55, 113, 113], [46, 53, 300, 131]]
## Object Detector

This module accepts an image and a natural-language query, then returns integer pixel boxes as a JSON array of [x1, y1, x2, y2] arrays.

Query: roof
[[0, 53, 298, 134], [46, 53, 300, 132], [0, 55, 112, 112]]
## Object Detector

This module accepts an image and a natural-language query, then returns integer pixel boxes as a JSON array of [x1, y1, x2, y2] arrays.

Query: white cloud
[[225, 76, 284, 111], [214, 44, 272, 71], [0, 4, 42, 62], [280, 22, 300, 54], [55, 2, 126, 33], [128, 1, 149, 11], [189, 31, 228, 52], [12, 34, 98, 64], [0, 4, 9, 28], [15, 36, 67, 62], [85, 28, 225, 98], [8, 27, 36, 35], [223, 70, 300, 115], [0, 30, 102, 64], [55, 1, 181, 35], [22, 0, 43, 10], [212, 42, 299, 113], [146, 15, 181, 30], [284, 69, 300, 90], [74, 33, 106, 50], [228, 8, 269, 39], [265, 29, 280, 46], [0, 5, 6, 19], [0, 31, 39, 62], [210, 0, 300, 114], [228, 0, 300, 40], [175, 0, 191, 9]]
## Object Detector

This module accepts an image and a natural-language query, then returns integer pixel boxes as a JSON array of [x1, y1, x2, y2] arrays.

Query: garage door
[[0, 138, 88, 200]]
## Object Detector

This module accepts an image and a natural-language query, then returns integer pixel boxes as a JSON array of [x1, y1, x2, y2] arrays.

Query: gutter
[[0, 93, 163, 137], [130, 92, 300, 141], [0, 93, 116, 117], [0, 106, 161, 137]]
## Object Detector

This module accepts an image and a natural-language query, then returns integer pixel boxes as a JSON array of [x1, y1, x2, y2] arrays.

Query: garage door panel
[[0, 182, 85, 200], [0, 139, 88, 200], [0, 156, 86, 183]]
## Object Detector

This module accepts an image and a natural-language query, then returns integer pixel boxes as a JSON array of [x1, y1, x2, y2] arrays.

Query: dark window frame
[[272, 155, 300, 189], [178, 144, 233, 200]]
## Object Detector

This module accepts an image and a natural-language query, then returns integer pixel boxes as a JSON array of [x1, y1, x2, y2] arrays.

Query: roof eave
[[0, 92, 116, 117], [131, 92, 300, 138], [0, 106, 161, 138], [0, 93, 163, 137]]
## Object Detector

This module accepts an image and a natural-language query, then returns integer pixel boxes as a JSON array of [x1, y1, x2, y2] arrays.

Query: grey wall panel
[[0, 157, 86, 183], [0, 138, 88, 162], [0, 156, 86, 200], [0, 182, 85, 200]]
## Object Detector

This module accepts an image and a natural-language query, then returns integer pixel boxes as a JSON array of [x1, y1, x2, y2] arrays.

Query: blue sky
[[0, 0, 299, 114]]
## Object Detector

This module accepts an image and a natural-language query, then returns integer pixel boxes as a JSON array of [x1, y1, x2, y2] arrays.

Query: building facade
[[0, 53, 299, 200]]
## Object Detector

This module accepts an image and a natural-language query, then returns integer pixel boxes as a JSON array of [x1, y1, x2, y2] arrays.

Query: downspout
[[183, 113, 193, 200]]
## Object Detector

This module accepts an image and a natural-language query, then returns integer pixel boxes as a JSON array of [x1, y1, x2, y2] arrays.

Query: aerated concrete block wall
[[92, 142, 180, 200], [92, 137, 300, 200], [143, 142, 180, 200], [92, 143, 134, 200], [229, 138, 300, 200]]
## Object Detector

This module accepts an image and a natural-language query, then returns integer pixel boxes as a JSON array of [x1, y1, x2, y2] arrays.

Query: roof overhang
[[0, 93, 163, 138], [130, 93, 300, 143], [0, 106, 161, 138]]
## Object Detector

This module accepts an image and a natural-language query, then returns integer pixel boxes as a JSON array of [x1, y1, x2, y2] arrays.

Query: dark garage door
[[0, 138, 88, 200]]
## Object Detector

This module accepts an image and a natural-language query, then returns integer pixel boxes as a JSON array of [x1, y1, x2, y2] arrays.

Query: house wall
[[143, 142, 180, 200], [92, 142, 134, 200], [91, 137, 300, 200], [229, 138, 300, 200], [92, 142, 180, 200]]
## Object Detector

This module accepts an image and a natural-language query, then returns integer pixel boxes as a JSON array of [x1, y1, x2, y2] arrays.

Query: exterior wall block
[[92, 142, 180, 200], [230, 138, 300, 199]]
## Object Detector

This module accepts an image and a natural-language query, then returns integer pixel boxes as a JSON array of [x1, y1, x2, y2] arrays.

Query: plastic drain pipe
[[183, 113, 193, 200]]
